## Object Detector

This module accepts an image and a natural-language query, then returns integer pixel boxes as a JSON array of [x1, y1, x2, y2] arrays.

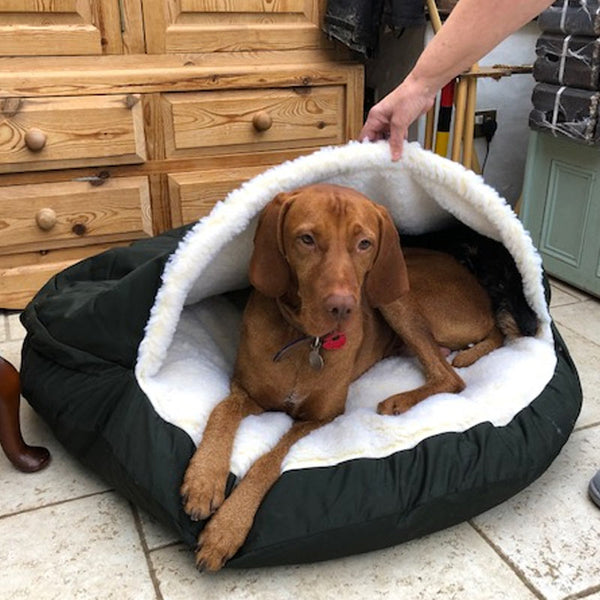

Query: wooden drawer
[[0, 95, 146, 174], [0, 243, 127, 310], [0, 176, 153, 255], [168, 166, 270, 226], [162, 86, 345, 158]]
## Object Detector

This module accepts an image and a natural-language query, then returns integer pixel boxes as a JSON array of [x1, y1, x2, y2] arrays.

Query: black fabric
[[19, 226, 582, 569], [323, 0, 425, 57]]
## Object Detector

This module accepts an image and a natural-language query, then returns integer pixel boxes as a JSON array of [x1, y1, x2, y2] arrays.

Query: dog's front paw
[[181, 461, 229, 521], [194, 500, 253, 571], [195, 523, 239, 572]]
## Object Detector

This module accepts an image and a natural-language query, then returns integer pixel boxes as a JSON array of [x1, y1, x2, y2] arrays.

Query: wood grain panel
[[0, 94, 147, 173], [162, 86, 344, 157], [0, 0, 123, 56], [165, 22, 327, 53], [143, 0, 325, 53], [0, 54, 359, 97], [168, 165, 268, 226], [180, 0, 304, 11], [0, 176, 153, 254]]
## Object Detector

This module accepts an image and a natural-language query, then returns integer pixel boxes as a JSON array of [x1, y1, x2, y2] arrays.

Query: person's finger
[[388, 121, 406, 161], [359, 114, 386, 143]]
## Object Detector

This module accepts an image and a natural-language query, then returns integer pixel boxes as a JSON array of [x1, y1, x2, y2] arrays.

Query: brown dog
[[181, 183, 503, 570]]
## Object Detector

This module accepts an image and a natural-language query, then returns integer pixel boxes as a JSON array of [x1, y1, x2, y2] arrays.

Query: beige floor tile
[[0, 492, 156, 600], [549, 283, 587, 308], [150, 523, 537, 600], [472, 426, 600, 600], [0, 400, 110, 516], [0, 314, 7, 343], [551, 300, 600, 346], [7, 312, 26, 341], [0, 339, 24, 370], [549, 278, 594, 301], [137, 508, 180, 550], [555, 325, 600, 428]]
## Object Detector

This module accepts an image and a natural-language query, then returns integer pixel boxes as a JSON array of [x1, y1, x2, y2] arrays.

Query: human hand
[[359, 75, 436, 161]]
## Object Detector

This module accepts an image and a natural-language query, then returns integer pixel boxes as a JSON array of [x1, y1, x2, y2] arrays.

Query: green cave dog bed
[[20, 141, 582, 568]]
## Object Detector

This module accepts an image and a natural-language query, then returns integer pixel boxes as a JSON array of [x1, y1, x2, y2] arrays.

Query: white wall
[[472, 21, 540, 204]]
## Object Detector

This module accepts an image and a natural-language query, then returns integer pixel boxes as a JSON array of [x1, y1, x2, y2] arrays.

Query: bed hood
[[135, 141, 556, 478]]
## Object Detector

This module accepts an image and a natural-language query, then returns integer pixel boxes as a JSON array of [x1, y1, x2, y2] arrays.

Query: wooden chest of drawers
[[0, 0, 363, 309]]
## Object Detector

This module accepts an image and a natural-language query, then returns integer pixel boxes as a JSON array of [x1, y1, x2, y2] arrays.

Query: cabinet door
[[521, 131, 600, 297], [0, 0, 124, 55], [143, 0, 328, 53]]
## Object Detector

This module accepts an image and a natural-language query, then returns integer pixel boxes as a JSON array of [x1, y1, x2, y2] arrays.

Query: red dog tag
[[322, 331, 347, 350]]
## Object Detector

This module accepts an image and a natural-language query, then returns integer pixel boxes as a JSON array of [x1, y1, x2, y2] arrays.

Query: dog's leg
[[196, 420, 321, 571], [452, 326, 504, 368], [377, 298, 465, 415], [181, 382, 263, 521]]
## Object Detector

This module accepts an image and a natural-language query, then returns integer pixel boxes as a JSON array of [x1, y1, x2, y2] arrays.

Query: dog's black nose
[[325, 294, 355, 321]]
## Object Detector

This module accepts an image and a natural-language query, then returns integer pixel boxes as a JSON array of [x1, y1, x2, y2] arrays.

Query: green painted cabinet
[[520, 130, 600, 297]]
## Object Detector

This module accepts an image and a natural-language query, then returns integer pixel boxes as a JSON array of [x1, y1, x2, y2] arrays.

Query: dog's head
[[249, 183, 409, 336]]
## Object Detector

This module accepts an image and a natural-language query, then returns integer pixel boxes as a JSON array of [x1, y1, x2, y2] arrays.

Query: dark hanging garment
[[323, 0, 425, 57]]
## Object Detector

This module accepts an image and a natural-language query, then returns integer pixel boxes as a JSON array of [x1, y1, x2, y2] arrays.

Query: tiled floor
[[0, 279, 598, 600]]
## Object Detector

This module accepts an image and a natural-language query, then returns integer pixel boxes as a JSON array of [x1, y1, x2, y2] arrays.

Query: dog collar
[[273, 331, 347, 369]]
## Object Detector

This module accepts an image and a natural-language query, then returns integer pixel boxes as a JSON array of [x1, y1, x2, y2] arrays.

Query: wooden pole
[[426, 0, 443, 32], [424, 106, 436, 150], [462, 71, 478, 169], [451, 77, 468, 161]]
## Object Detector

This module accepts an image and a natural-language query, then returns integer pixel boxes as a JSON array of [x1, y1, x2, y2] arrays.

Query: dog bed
[[20, 141, 582, 568]]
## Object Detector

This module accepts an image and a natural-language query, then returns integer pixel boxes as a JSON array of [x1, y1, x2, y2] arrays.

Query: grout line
[[130, 503, 165, 600], [550, 298, 585, 309], [574, 420, 600, 433], [553, 319, 600, 350], [148, 540, 183, 553], [562, 583, 600, 599], [468, 520, 546, 600], [549, 279, 595, 303], [0, 488, 114, 521]]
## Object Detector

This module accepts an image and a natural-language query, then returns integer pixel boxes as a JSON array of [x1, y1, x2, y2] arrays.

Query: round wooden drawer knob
[[35, 208, 57, 231], [24, 128, 47, 152], [252, 111, 273, 132]]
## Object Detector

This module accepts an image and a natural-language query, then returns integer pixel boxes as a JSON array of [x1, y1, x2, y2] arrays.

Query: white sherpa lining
[[135, 141, 556, 478]]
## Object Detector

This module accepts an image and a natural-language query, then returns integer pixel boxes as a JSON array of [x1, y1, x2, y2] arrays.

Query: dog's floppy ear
[[365, 204, 410, 307], [249, 192, 293, 298]]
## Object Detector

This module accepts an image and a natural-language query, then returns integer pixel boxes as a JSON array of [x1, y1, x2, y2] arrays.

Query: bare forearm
[[411, 0, 554, 95]]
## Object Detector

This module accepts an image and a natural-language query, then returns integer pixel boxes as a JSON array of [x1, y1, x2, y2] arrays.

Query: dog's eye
[[299, 234, 315, 246], [358, 239, 372, 251]]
